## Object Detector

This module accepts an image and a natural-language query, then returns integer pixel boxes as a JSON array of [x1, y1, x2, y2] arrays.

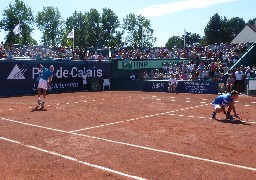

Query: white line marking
[[0, 137, 146, 180], [1, 118, 256, 172]]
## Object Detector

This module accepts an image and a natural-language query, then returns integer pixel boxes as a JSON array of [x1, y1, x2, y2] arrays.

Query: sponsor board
[[1, 61, 111, 96]]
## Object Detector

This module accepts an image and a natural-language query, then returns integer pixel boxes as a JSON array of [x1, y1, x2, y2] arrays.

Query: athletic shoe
[[212, 112, 216, 119], [41, 99, 45, 106], [229, 115, 234, 122]]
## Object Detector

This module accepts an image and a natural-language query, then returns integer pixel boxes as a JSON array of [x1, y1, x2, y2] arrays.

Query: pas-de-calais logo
[[7, 64, 27, 79]]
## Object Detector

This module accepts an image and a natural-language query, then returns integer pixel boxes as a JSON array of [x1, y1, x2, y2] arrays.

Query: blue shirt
[[41, 67, 53, 80], [212, 93, 233, 106]]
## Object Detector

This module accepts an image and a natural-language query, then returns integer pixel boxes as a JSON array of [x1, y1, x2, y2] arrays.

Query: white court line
[[1, 117, 256, 172], [68, 102, 252, 133], [0, 137, 145, 180]]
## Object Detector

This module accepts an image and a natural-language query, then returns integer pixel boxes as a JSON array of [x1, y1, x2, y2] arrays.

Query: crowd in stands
[[1, 40, 255, 92]]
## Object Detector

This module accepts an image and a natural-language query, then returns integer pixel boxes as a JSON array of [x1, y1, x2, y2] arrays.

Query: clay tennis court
[[1, 91, 256, 179]]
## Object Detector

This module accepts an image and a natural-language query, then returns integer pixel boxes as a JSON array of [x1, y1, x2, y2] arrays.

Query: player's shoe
[[212, 112, 216, 120], [41, 100, 45, 107], [226, 115, 234, 121], [38, 99, 41, 105]]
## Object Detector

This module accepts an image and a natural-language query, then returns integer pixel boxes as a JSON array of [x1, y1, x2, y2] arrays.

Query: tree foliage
[[0, 0, 34, 44], [122, 13, 156, 48], [165, 36, 183, 49], [100, 8, 121, 48], [64, 11, 88, 48], [36, 6, 63, 46]]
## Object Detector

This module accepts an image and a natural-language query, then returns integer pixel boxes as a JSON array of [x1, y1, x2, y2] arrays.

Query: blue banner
[[0, 60, 111, 96], [177, 80, 218, 94], [143, 80, 218, 94]]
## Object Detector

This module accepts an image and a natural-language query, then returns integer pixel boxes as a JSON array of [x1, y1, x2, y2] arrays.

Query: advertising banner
[[118, 59, 190, 70], [143, 80, 218, 94], [0, 60, 111, 96]]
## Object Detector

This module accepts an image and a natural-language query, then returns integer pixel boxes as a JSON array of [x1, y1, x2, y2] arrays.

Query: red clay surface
[[1, 91, 256, 179]]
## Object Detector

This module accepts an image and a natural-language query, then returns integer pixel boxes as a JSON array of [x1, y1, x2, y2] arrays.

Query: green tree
[[226, 17, 245, 41], [101, 8, 121, 48], [64, 11, 88, 48], [36, 6, 63, 46], [86, 8, 101, 48], [122, 13, 156, 48], [165, 36, 183, 49], [248, 18, 256, 25], [0, 0, 34, 45], [204, 13, 224, 44], [182, 31, 202, 48]]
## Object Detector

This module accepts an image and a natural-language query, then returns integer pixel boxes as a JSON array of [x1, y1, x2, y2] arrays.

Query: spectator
[[130, 73, 136, 80], [226, 74, 235, 93], [234, 67, 244, 92]]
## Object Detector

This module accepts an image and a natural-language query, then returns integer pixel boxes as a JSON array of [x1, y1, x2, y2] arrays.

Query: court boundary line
[[0, 136, 146, 180], [68, 103, 211, 133], [1, 117, 256, 172]]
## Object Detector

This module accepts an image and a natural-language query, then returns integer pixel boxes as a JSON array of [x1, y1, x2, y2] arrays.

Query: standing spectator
[[82, 73, 88, 91], [226, 74, 235, 93], [167, 74, 178, 93], [234, 67, 244, 92]]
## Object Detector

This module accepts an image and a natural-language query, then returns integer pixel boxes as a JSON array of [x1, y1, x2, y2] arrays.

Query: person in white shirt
[[81, 73, 88, 91], [234, 67, 244, 92], [167, 74, 178, 93]]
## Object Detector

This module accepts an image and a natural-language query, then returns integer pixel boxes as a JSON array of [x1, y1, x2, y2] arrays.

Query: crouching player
[[212, 90, 239, 121]]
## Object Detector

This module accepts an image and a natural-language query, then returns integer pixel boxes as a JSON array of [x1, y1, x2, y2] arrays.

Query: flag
[[13, 24, 21, 35], [67, 29, 74, 38], [184, 28, 187, 36]]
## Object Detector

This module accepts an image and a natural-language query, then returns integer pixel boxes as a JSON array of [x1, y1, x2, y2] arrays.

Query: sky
[[0, 0, 255, 47]]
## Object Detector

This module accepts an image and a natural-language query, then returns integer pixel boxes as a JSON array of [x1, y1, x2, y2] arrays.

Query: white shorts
[[83, 80, 87, 85], [38, 78, 48, 89], [212, 104, 227, 109]]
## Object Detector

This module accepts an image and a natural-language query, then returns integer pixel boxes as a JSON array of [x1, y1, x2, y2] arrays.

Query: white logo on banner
[[7, 64, 27, 79]]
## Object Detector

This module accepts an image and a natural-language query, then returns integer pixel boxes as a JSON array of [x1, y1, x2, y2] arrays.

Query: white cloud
[[137, 0, 237, 17]]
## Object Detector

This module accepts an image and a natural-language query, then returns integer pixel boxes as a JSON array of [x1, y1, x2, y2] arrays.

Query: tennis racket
[[235, 111, 251, 122]]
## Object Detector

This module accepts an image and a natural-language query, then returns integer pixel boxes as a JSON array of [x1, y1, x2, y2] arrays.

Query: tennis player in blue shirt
[[37, 64, 54, 106], [212, 90, 239, 121]]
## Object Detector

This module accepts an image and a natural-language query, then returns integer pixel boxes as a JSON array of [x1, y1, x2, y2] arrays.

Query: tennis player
[[212, 90, 239, 121], [37, 64, 54, 106]]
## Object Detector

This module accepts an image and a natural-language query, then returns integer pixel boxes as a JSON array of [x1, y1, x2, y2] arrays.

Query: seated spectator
[[179, 71, 187, 80], [130, 73, 136, 80]]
